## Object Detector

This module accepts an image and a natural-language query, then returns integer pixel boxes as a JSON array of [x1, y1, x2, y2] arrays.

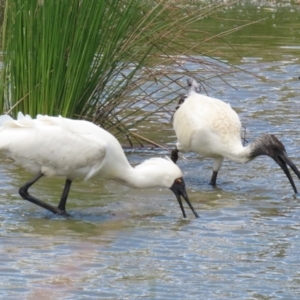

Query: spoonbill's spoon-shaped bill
[[0, 113, 199, 218], [171, 78, 300, 194]]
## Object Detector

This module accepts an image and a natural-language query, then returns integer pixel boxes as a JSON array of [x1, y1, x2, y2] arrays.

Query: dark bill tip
[[170, 179, 199, 218], [176, 192, 187, 218], [274, 152, 300, 194]]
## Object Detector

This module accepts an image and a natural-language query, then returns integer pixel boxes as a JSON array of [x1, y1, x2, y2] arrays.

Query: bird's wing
[[0, 116, 107, 179], [173, 93, 242, 153]]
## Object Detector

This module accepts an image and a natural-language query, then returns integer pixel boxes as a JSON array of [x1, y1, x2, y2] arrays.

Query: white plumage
[[171, 79, 300, 193], [0, 113, 198, 217]]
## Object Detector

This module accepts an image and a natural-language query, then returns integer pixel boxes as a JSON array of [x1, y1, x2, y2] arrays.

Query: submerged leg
[[171, 148, 179, 163], [209, 157, 224, 186], [19, 172, 62, 214], [57, 179, 72, 213], [209, 171, 218, 186]]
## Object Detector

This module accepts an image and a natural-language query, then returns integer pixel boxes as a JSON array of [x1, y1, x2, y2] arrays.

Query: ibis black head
[[252, 134, 300, 194], [178, 94, 186, 105], [171, 94, 187, 123], [175, 94, 186, 111], [170, 178, 199, 218]]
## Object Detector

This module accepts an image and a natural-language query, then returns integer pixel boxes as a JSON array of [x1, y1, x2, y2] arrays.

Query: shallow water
[[1, 1, 300, 299]]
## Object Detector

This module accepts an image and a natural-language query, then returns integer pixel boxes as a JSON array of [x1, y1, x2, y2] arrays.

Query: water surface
[[1, 1, 300, 299]]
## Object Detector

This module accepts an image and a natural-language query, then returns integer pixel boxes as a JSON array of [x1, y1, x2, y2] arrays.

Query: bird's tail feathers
[[17, 112, 32, 121], [0, 112, 34, 128], [0, 114, 13, 126]]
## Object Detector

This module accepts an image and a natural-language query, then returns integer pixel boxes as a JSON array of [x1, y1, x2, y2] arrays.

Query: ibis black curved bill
[[272, 151, 300, 194], [170, 179, 199, 218]]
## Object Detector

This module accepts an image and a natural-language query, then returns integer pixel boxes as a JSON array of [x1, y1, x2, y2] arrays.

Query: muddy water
[[1, 1, 300, 299]]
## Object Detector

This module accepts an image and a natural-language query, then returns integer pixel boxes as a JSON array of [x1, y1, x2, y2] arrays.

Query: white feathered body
[[0, 113, 182, 189], [0, 114, 127, 180], [173, 93, 250, 164]]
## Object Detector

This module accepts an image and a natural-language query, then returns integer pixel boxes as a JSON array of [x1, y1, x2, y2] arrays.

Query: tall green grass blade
[[1, 0, 252, 142]]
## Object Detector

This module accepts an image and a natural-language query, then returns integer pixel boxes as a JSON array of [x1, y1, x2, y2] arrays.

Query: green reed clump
[[1, 0, 245, 138]]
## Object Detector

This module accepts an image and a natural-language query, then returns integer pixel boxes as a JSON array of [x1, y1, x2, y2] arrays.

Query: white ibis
[[171, 79, 300, 193], [0, 113, 198, 218]]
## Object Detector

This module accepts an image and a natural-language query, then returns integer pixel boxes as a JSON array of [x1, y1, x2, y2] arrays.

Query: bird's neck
[[113, 165, 161, 189], [225, 137, 267, 163]]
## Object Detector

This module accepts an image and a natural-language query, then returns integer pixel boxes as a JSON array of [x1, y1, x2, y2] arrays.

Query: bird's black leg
[[209, 171, 218, 186], [19, 172, 62, 214], [171, 148, 179, 164], [57, 179, 72, 213]]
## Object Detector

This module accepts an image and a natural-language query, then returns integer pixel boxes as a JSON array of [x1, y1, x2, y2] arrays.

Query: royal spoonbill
[[171, 79, 300, 193], [0, 113, 199, 218]]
